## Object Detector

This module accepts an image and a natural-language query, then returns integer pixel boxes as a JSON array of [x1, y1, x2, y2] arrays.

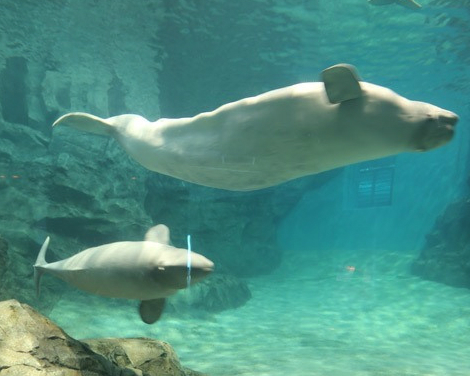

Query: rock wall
[[411, 193, 470, 289], [0, 0, 163, 250], [0, 236, 8, 281], [0, 98, 153, 312]]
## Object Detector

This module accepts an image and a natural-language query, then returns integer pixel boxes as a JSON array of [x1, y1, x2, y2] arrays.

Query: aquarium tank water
[[0, 1, 469, 375]]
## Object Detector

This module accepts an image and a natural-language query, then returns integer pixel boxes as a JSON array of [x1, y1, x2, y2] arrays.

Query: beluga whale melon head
[[33, 224, 214, 324], [53, 63, 458, 191]]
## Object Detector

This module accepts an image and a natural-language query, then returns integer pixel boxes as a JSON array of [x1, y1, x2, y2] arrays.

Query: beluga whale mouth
[[412, 109, 459, 152], [439, 112, 459, 130]]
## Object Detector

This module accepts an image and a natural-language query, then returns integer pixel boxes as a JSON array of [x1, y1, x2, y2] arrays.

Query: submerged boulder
[[169, 273, 252, 313], [0, 299, 206, 376], [84, 338, 206, 376]]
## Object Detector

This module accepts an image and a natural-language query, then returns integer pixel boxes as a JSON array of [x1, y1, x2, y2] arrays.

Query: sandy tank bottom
[[48, 249, 470, 376]]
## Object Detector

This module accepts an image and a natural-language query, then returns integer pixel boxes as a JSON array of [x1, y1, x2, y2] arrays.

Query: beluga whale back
[[53, 64, 458, 191], [33, 224, 214, 324]]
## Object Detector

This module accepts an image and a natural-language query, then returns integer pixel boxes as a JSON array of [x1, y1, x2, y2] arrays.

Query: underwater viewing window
[[344, 158, 396, 209], [355, 165, 395, 208], [343, 157, 396, 209]]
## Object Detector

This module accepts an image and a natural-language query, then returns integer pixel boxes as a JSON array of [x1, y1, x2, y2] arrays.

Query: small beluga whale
[[368, 0, 422, 9], [33, 224, 214, 324], [53, 64, 457, 191]]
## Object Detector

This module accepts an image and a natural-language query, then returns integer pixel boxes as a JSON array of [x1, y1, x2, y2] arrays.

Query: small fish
[[33, 224, 214, 324]]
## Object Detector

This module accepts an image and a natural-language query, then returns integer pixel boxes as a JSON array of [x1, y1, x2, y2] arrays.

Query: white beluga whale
[[368, 0, 421, 10], [53, 64, 458, 191], [33, 224, 214, 324]]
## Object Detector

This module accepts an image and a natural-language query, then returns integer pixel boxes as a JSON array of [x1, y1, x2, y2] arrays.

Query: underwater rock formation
[[0, 119, 153, 313], [0, 57, 29, 125], [0, 299, 206, 376], [0, 237, 9, 303], [0, 235, 64, 316], [84, 338, 206, 376], [411, 198, 470, 288], [0, 236, 8, 277]]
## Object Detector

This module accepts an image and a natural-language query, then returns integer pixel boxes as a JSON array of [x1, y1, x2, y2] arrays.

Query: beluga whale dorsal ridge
[[33, 224, 214, 324], [53, 63, 457, 191]]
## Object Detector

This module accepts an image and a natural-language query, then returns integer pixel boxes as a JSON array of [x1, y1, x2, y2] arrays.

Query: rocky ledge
[[0, 299, 206, 376]]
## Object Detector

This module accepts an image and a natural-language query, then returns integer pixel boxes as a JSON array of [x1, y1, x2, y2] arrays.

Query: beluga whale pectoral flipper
[[53, 63, 457, 191], [33, 224, 214, 324]]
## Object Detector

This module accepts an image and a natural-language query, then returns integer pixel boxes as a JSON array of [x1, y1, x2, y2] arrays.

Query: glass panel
[[0, 1, 468, 375]]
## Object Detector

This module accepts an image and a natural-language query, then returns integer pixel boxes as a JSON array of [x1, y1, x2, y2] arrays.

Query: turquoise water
[[49, 250, 470, 376], [1, 0, 470, 375]]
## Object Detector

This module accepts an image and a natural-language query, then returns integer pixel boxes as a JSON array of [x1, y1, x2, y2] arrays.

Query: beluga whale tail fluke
[[53, 112, 117, 136], [52, 63, 458, 191], [33, 224, 214, 324], [33, 236, 50, 298]]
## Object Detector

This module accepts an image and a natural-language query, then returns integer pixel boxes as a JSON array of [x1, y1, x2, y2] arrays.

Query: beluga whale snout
[[407, 104, 459, 152], [33, 224, 214, 324], [53, 63, 458, 191]]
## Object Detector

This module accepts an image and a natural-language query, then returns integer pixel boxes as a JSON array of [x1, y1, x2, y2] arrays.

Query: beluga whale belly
[[33, 224, 214, 324], [53, 64, 458, 191]]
